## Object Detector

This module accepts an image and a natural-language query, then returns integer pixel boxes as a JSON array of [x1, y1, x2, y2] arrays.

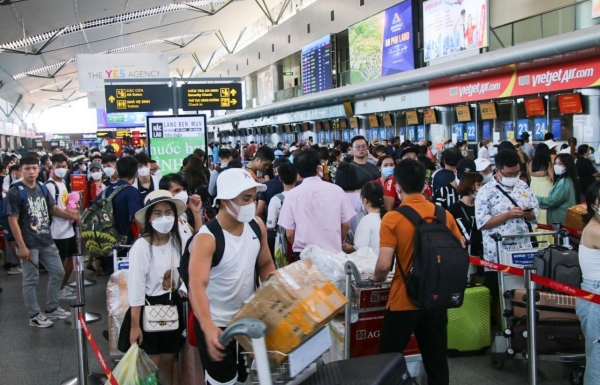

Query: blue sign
[[504, 121, 513, 140], [516, 119, 530, 138], [453, 123, 464, 139], [552, 118, 562, 139], [466, 122, 477, 141], [511, 252, 536, 266], [343, 130, 350, 142], [482, 121, 491, 139], [380, 128, 386, 141], [387, 128, 393, 139], [533, 118, 547, 140], [417, 125, 425, 141], [372, 128, 378, 142], [381, 1, 414, 77], [407, 126, 416, 141]]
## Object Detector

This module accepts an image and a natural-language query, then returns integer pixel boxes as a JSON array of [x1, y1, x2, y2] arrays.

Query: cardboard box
[[565, 204, 587, 233], [229, 259, 347, 356]]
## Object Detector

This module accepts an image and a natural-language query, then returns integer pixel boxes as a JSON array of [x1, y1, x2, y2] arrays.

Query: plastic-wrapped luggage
[[107, 270, 129, 361], [510, 289, 578, 322], [447, 284, 491, 352]]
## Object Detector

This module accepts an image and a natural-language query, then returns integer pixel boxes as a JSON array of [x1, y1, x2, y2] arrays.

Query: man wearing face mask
[[149, 160, 161, 178], [133, 153, 162, 202], [101, 154, 119, 188], [475, 158, 494, 185], [188, 168, 276, 385], [207, 148, 232, 198], [475, 150, 539, 301], [45, 154, 77, 301]]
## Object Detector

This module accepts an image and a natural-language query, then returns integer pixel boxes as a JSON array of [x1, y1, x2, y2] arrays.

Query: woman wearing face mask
[[576, 144, 600, 200], [342, 182, 387, 254], [86, 162, 106, 205], [449, 172, 484, 283], [159, 173, 203, 235], [478, 139, 491, 161], [72, 162, 87, 175], [374, 155, 399, 211], [527, 143, 553, 236], [535, 154, 580, 225], [576, 181, 600, 384], [119, 190, 188, 385]]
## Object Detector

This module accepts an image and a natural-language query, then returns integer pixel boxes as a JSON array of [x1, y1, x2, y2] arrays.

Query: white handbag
[[142, 242, 179, 333]]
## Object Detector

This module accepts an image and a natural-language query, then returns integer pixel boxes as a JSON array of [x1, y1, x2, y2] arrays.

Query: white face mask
[[500, 176, 519, 187], [173, 191, 188, 205], [103, 166, 115, 177], [151, 216, 175, 234], [482, 173, 493, 184], [554, 164, 566, 176], [455, 177, 460, 186], [153, 169, 162, 178], [91, 172, 103, 181], [225, 201, 255, 223], [54, 168, 67, 179], [81, 165, 87, 172], [138, 167, 150, 177]]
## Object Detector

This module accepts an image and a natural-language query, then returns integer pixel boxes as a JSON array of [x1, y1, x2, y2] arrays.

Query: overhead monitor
[[301, 35, 334, 95]]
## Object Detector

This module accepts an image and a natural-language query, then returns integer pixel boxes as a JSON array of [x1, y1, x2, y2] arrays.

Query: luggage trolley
[[489, 229, 585, 381]]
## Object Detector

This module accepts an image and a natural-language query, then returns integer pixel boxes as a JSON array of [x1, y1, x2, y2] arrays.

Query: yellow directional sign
[[181, 83, 243, 111], [108, 95, 116, 103], [104, 85, 170, 113]]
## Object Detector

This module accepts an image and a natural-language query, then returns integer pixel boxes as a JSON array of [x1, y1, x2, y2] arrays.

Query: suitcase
[[533, 245, 581, 292], [511, 322, 585, 354], [447, 284, 491, 352], [301, 353, 412, 385], [510, 289, 579, 322]]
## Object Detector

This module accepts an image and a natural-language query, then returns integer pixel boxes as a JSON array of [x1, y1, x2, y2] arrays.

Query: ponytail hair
[[361, 181, 387, 219]]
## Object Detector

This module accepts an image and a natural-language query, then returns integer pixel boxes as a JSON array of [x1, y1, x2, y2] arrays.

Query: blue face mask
[[381, 167, 394, 178]]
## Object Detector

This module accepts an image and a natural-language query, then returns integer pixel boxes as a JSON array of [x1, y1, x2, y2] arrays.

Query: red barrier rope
[[78, 312, 119, 385], [469, 256, 600, 306]]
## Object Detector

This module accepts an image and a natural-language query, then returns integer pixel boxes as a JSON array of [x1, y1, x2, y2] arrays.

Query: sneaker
[[58, 287, 77, 300], [7, 266, 22, 275], [29, 313, 53, 328], [45, 306, 71, 319]]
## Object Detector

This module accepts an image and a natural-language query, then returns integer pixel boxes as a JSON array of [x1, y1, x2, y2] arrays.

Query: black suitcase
[[301, 353, 412, 385], [511, 322, 585, 354], [533, 245, 581, 292]]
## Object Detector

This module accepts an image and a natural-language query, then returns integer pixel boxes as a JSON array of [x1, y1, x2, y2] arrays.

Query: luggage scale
[[489, 230, 585, 384]]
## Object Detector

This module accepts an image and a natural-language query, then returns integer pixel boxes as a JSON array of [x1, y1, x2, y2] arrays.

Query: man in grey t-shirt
[[7, 155, 80, 328]]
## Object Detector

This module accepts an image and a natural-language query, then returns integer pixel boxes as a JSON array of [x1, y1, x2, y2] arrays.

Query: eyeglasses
[[499, 170, 521, 178], [353, 145, 368, 150], [151, 210, 175, 219]]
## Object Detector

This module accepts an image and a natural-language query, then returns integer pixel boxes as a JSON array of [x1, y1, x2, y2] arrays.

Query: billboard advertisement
[[97, 109, 152, 128], [257, 68, 275, 105], [349, 1, 414, 83], [147, 115, 207, 174], [423, 0, 488, 62], [429, 55, 600, 105], [594, 0, 600, 19]]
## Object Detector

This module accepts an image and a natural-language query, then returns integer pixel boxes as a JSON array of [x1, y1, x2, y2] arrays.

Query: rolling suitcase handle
[[219, 318, 272, 385]]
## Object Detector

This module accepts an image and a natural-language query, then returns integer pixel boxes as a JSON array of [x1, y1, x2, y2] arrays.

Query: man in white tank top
[[188, 168, 276, 385]]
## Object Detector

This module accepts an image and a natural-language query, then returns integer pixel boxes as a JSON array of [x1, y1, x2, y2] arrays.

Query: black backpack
[[178, 217, 261, 287], [396, 205, 470, 309]]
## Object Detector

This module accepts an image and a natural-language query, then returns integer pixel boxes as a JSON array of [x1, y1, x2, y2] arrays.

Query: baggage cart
[[488, 229, 585, 384]]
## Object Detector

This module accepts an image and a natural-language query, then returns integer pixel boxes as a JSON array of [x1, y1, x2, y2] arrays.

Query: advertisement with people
[[423, 0, 489, 62]]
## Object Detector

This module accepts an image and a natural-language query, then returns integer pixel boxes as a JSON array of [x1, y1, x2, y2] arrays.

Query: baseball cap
[[474, 158, 492, 172], [398, 146, 419, 159], [521, 131, 530, 139], [289, 146, 298, 152], [457, 159, 477, 180], [215, 168, 267, 203]]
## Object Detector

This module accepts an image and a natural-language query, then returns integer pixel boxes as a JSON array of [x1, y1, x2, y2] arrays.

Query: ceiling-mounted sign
[[104, 85, 171, 113], [77, 53, 169, 92], [180, 83, 243, 111]]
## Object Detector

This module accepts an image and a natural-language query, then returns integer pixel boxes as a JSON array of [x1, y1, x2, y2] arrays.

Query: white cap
[[289, 146, 298, 152], [474, 158, 492, 172], [544, 140, 561, 150], [215, 168, 267, 202], [559, 147, 571, 154]]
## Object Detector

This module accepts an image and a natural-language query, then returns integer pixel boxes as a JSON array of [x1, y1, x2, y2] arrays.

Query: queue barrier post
[[69, 192, 95, 288], [524, 266, 538, 385]]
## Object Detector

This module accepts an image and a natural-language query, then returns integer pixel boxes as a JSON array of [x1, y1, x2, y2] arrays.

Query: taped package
[[107, 270, 130, 361], [228, 259, 347, 358]]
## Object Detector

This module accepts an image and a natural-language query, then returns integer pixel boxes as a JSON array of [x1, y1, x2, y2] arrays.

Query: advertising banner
[[423, 0, 488, 62], [429, 55, 600, 105], [107, 138, 123, 157], [97, 109, 152, 128], [594, 0, 600, 19], [147, 115, 207, 175], [77, 53, 169, 92], [381, 1, 414, 77]]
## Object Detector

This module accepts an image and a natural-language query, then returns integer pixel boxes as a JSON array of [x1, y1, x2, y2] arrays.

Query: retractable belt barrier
[[469, 256, 600, 305], [78, 312, 119, 385]]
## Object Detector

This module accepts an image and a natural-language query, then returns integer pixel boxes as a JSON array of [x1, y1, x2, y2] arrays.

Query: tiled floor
[[0, 266, 581, 384]]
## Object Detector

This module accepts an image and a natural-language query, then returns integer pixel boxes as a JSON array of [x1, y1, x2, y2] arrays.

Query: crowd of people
[[1, 130, 599, 384]]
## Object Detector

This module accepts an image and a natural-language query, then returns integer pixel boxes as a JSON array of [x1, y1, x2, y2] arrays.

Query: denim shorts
[[576, 278, 600, 385]]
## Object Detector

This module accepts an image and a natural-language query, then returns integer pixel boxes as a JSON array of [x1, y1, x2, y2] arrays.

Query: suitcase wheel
[[569, 369, 583, 385]]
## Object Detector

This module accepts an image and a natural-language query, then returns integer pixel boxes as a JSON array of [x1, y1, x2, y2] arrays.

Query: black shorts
[[483, 271, 500, 297], [54, 237, 77, 261], [194, 319, 248, 385]]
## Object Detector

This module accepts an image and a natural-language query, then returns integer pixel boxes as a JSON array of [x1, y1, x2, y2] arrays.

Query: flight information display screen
[[301, 35, 333, 95]]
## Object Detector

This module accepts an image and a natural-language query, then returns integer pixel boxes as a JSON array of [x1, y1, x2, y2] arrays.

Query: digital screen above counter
[[301, 34, 333, 95]]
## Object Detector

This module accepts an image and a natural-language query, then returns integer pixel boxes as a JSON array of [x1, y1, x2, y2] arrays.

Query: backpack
[[0, 181, 52, 234], [81, 184, 132, 258], [533, 245, 581, 292], [396, 205, 470, 309], [178, 217, 261, 288], [45, 179, 61, 226]]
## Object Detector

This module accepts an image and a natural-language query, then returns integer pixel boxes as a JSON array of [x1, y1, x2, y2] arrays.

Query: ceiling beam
[[215, 28, 246, 55], [254, 0, 274, 24]]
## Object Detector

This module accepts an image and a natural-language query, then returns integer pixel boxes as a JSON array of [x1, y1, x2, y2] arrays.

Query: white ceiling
[[0, 0, 282, 116]]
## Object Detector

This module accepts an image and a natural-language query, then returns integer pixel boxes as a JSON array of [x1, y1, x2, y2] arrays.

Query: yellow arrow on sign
[[108, 95, 116, 103], [230, 88, 237, 96], [231, 98, 237, 105]]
